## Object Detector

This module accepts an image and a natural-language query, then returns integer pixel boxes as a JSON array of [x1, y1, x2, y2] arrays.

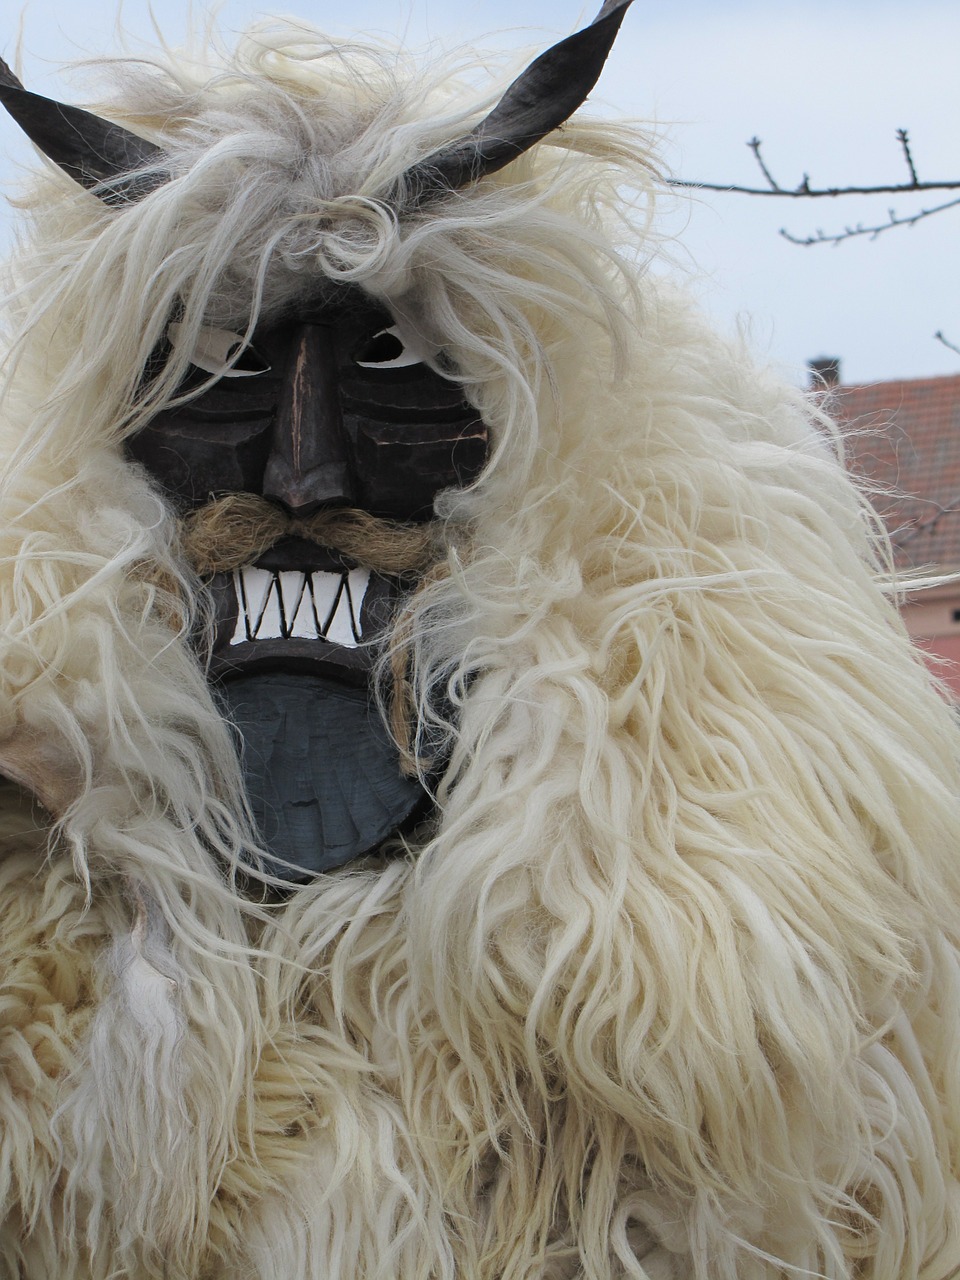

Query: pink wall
[[901, 584, 960, 699]]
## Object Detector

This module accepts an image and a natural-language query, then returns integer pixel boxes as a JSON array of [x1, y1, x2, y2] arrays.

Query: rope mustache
[[180, 493, 440, 577]]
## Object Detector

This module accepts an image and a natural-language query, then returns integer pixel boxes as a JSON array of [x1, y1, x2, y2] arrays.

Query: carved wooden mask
[[123, 290, 486, 880]]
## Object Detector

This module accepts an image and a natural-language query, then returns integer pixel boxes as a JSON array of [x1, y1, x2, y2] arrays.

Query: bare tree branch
[[672, 129, 960, 246], [935, 330, 960, 357], [674, 174, 959, 197], [673, 133, 958, 197], [892, 494, 960, 548], [897, 128, 919, 186], [781, 194, 960, 245], [745, 136, 782, 191]]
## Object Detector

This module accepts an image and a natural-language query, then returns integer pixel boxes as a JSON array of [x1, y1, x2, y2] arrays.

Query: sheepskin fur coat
[[0, 13, 959, 1280]]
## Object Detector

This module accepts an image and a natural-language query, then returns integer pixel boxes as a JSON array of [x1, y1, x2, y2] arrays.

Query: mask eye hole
[[354, 324, 430, 370], [168, 323, 271, 378]]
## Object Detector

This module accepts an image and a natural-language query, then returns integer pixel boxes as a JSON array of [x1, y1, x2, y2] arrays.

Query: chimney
[[808, 356, 841, 390]]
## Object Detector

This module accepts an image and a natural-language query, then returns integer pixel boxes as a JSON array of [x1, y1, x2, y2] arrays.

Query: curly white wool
[[0, 19, 958, 1280]]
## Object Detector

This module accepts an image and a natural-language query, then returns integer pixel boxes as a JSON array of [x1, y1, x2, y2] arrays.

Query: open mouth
[[204, 548, 427, 879], [229, 565, 370, 647], [208, 545, 398, 684]]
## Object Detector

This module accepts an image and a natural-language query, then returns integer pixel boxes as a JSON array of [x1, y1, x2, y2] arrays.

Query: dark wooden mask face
[[124, 288, 488, 882], [126, 289, 487, 522]]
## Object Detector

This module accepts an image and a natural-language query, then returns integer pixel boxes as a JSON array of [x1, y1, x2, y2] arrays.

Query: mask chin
[[218, 670, 428, 881], [202, 545, 427, 882]]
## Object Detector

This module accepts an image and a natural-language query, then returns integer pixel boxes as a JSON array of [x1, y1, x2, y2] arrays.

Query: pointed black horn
[[400, 0, 635, 205], [0, 55, 167, 203]]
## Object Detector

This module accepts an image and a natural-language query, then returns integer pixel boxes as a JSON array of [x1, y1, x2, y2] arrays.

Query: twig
[[892, 495, 960, 548], [934, 330, 960, 357], [897, 128, 919, 185], [746, 136, 782, 191], [780, 194, 960, 245], [672, 176, 959, 198], [671, 129, 958, 199]]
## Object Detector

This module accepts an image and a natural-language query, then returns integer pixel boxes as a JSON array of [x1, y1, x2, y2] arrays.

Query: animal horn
[[0, 55, 166, 202], [399, 0, 634, 204]]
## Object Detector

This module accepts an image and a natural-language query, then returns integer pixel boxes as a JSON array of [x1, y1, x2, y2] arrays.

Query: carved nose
[[262, 324, 356, 516]]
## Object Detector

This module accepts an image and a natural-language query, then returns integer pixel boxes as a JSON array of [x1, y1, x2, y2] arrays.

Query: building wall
[[901, 581, 960, 698]]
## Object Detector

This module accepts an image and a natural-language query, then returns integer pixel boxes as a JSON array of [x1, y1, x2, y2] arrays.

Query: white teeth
[[237, 566, 273, 636], [229, 567, 370, 647], [278, 570, 309, 637], [329, 569, 369, 648], [309, 571, 343, 638], [256, 578, 284, 640]]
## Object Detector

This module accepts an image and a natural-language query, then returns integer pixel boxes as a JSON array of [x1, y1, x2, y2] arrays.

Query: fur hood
[[1, 20, 959, 1279]]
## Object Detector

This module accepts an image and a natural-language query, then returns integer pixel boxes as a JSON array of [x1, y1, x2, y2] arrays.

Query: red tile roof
[[827, 372, 960, 572]]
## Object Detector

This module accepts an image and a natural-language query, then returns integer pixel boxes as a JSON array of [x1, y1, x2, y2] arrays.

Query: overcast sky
[[1, 0, 957, 388]]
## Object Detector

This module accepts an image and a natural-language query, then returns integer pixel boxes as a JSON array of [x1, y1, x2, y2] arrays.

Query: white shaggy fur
[[0, 18, 959, 1279]]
